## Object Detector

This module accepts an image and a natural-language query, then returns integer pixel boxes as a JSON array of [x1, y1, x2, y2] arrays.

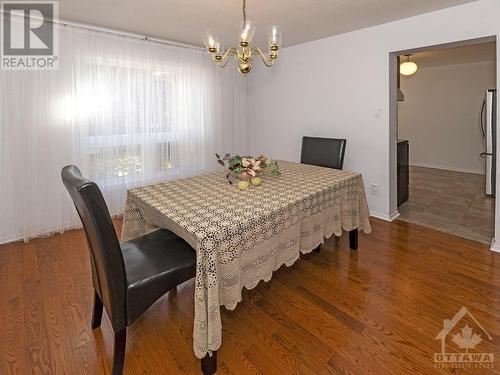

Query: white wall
[[398, 60, 496, 175], [248, 0, 500, 226]]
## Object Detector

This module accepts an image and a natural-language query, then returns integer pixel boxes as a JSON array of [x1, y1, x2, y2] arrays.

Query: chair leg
[[201, 351, 217, 375], [91, 290, 103, 329], [112, 328, 127, 375]]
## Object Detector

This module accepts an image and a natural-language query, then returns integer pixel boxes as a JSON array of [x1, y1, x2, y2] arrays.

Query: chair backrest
[[300, 136, 347, 170], [61, 165, 127, 331]]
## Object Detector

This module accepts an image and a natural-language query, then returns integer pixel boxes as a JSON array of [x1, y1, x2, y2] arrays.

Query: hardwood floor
[[1, 218, 499, 374]]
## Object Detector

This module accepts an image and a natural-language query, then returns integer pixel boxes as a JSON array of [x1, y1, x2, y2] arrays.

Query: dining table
[[121, 160, 371, 374]]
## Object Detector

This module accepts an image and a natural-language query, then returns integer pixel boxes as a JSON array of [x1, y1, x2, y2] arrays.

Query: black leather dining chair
[[300, 136, 347, 170], [301, 136, 348, 253], [61, 165, 197, 375]]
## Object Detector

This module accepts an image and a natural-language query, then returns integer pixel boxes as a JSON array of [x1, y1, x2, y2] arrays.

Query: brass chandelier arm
[[214, 47, 239, 67], [250, 47, 277, 67]]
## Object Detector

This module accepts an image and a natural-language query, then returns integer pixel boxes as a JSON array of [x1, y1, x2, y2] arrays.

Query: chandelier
[[202, 0, 282, 75]]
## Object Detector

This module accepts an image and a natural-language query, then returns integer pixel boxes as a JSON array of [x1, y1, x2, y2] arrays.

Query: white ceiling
[[401, 41, 496, 69], [58, 0, 479, 48]]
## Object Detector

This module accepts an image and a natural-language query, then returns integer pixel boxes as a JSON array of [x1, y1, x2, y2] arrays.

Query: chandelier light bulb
[[239, 20, 256, 44], [202, 30, 218, 52], [268, 26, 282, 49]]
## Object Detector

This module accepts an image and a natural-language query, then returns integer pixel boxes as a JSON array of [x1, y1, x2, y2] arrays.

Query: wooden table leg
[[349, 229, 358, 250], [201, 351, 217, 375]]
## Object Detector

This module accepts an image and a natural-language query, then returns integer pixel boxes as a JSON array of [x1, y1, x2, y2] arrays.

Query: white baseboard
[[0, 234, 22, 246], [410, 162, 484, 175], [490, 238, 500, 253], [371, 210, 400, 222], [0, 226, 76, 246]]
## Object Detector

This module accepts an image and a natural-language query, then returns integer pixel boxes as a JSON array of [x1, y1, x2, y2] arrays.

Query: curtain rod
[[0, 10, 205, 52]]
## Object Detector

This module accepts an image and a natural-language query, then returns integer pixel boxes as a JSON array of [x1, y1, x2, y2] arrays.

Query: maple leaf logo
[[451, 324, 482, 353]]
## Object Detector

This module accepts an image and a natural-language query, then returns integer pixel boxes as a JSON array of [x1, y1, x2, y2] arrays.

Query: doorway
[[392, 40, 497, 244]]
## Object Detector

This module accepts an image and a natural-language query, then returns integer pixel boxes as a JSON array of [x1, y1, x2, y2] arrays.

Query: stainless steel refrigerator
[[481, 89, 497, 196]]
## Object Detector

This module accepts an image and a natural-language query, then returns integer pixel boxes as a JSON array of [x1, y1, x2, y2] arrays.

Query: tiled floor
[[397, 166, 495, 244]]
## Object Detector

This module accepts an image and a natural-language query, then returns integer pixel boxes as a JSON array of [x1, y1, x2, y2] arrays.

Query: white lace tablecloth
[[121, 161, 371, 358]]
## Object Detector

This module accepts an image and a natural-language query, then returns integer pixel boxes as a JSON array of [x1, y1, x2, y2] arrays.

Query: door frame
[[388, 36, 499, 249]]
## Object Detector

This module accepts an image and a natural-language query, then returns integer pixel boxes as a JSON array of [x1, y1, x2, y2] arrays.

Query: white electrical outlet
[[370, 183, 379, 195]]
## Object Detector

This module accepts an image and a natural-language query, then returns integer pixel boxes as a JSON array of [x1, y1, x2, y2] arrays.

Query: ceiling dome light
[[400, 54, 418, 76]]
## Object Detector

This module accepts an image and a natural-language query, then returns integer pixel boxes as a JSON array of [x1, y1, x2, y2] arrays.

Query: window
[[78, 60, 180, 186]]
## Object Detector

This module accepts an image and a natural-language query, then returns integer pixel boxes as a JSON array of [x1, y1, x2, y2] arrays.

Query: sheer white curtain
[[0, 24, 248, 243]]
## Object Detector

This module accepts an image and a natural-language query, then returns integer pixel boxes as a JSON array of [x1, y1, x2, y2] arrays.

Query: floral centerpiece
[[215, 153, 281, 187]]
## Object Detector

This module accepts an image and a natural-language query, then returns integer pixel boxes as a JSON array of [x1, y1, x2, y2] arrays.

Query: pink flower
[[242, 158, 255, 167], [242, 158, 261, 174]]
